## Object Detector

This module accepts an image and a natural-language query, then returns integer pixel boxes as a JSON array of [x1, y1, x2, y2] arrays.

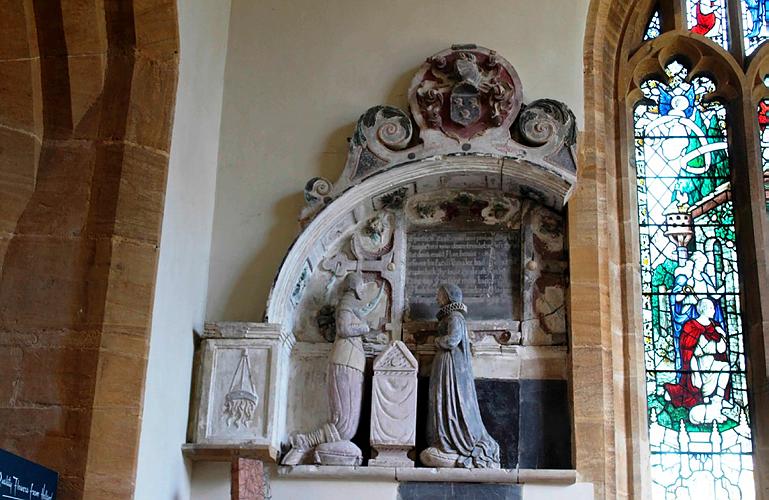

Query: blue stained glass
[[741, 0, 769, 55], [634, 60, 754, 499], [645, 9, 662, 40], [687, 0, 730, 49]]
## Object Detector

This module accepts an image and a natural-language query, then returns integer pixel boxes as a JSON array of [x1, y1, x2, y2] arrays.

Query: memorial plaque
[[405, 229, 520, 320]]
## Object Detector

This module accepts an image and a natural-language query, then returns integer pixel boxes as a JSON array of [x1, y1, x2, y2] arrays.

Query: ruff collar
[[437, 301, 467, 320]]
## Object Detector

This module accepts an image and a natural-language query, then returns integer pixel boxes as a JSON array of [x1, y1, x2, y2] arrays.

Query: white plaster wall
[[205, 0, 591, 323], [134, 1, 231, 499]]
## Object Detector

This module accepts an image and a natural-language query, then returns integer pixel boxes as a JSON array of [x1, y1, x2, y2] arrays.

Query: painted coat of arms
[[412, 45, 521, 141]]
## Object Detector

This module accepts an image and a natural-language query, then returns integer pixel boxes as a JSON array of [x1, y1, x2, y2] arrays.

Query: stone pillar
[[369, 341, 418, 467], [231, 458, 265, 500]]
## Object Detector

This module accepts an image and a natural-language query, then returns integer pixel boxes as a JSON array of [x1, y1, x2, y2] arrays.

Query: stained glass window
[[645, 9, 663, 40], [759, 95, 769, 210], [634, 60, 754, 499], [687, 0, 730, 49], [742, 0, 769, 55]]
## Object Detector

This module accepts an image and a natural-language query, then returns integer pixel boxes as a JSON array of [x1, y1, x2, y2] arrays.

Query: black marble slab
[[414, 377, 571, 469], [517, 379, 571, 469], [476, 379, 519, 469], [398, 482, 522, 500]]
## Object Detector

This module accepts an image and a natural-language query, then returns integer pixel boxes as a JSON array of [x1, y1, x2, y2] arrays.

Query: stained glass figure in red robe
[[664, 297, 732, 424], [692, 0, 718, 35]]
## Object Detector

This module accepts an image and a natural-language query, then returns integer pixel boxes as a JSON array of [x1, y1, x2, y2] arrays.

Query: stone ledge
[[276, 465, 576, 484], [182, 443, 279, 463]]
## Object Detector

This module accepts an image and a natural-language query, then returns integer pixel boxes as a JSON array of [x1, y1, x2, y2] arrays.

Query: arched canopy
[[263, 45, 578, 328]]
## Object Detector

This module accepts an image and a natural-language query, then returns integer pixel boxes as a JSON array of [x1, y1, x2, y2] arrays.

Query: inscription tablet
[[406, 230, 520, 320]]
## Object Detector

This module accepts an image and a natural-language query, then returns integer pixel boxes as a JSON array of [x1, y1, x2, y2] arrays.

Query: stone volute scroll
[[187, 45, 578, 483], [369, 341, 418, 467]]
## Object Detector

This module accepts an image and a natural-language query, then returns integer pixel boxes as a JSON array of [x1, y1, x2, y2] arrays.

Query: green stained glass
[[634, 60, 754, 499]]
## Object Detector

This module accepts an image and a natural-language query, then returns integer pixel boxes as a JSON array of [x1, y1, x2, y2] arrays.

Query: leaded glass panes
[[758, 97, 769, 210], [687, 0, 730, 49], [634, 60, 754, 499], [646, 9, 662, 40], [741, 0, 769, 54]]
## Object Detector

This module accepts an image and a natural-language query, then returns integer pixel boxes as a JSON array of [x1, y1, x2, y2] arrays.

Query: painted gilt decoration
[[295, 45, 577, 230], [634, 60, 754, 498]]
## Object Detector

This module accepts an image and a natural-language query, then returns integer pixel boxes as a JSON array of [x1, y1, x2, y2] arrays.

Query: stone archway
[[0, 1, 179, 498]]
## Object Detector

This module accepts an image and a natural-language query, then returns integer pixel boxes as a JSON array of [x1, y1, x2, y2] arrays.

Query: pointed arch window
[[634, 59, 753, 498], [632, 2, 769, 498]]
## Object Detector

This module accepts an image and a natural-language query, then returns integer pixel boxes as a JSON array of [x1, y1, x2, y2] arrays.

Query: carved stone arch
[[0, 2, 180, 498], [625, 0, 665, 54], [266, 46, 577, 333], [626, 32, 744, 102], [747, 45, 769, 102]]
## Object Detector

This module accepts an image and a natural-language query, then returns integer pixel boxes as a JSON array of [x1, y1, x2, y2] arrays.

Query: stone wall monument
[[187, 44, 577, 480], [369, 341, 418, 467]]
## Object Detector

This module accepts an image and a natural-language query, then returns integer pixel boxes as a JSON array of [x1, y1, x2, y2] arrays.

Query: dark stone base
[[415, 377, 571, 469], [398, 482, 522, 500]]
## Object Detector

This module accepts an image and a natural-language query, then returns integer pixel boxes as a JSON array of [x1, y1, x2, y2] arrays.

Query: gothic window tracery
[[634, 1, 769, 498]]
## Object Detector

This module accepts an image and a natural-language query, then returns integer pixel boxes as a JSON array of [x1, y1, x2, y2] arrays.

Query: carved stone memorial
[[369, 341, 418, 467], [282, 272, 382, 466], [188, 44, 577, 476], [190, 323, 294, 460], [421, 284, 500, 468]]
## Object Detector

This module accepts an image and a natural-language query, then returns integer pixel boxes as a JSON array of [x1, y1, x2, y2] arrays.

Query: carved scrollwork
[[517, 98, 576, 147], [353, 105, 413, 152], [299, 177, 334, 227], [376, 117, 411, 150], [304, 176, 333, 202]]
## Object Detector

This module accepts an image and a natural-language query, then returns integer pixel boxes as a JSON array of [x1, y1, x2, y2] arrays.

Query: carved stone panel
[[192, 323, 295, 456], [370, 341, 418, 467], [405, 229, 520, 321]]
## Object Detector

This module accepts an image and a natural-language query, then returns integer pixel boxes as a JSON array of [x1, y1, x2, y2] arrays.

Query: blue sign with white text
[[0, 449, 57, 500]]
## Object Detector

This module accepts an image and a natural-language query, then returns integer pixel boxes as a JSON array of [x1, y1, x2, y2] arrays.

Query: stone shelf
[[276, 465, 576, 484], [182, 443, 279, 463]]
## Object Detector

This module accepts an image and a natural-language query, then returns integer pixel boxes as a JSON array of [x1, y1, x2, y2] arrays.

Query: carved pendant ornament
[[223, 350, 259, 428]]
